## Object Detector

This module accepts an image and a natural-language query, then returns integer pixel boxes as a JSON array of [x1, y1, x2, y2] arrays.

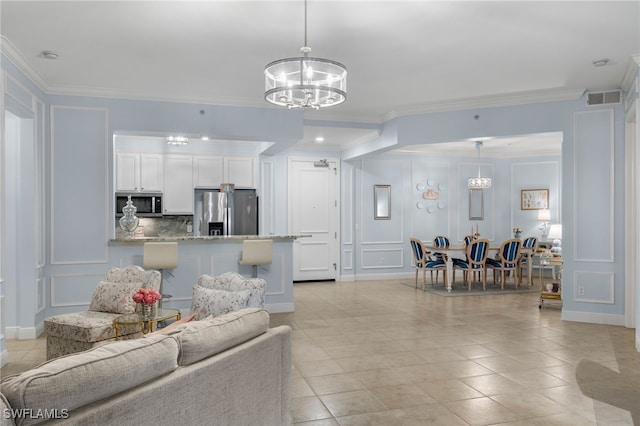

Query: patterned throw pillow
[[89, 281, 141, 314], [190, 286, 251, 321]]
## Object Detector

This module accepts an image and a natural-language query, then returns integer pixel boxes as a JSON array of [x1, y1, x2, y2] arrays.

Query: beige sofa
[[1, 308, 291, 426]]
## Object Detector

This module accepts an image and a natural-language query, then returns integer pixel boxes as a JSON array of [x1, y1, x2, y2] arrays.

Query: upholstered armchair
[[191, 272, 266, 320], [44, 266, 161, 360]]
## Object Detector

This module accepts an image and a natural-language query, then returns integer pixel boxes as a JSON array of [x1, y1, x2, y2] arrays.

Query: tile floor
[[2, 278, 639, 425]]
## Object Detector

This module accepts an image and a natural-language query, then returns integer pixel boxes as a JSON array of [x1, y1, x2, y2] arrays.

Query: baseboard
[[265, 303, 294, 314], [354, 272, 414, 281], [561, 310, 625, 326], [4, 325, 41, 340], [338, 275, 355, 282]]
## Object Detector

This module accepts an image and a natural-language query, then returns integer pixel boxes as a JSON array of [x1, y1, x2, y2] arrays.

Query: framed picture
[[521, 189, 549, 210]]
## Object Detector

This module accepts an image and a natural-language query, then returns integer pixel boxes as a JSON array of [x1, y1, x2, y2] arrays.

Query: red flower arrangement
[[132, 288, 162, 305]]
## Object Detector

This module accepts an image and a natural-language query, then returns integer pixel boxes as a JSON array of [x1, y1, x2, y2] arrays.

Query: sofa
[[43, 266, 162, 360], [1, 308, 291, 426]]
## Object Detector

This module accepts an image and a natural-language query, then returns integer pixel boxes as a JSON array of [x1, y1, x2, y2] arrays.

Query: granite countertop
[[111, 234, 309, 243]]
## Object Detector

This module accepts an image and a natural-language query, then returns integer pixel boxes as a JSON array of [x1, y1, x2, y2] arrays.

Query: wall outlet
[[578, 286, 585, 296]]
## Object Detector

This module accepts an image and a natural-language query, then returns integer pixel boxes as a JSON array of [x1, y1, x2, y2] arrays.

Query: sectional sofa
[[0, 308, 291, 426]]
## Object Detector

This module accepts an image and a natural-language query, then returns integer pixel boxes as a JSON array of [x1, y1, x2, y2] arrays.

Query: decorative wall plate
[[427, 206, 435, 214], [438, 183, 446, 191], [437, 201, 446, 209], [416, 183, 425, 191], [427, 178, 434, 187], [416, 201, 424, 209]]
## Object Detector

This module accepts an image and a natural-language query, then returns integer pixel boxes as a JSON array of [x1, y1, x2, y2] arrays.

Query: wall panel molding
[[573, 109, 614, 262], [361, 248, 403, 269], [574, 271, 615, 304]]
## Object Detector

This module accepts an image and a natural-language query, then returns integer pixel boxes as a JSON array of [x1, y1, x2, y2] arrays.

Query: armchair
[[44, 266, 161, 360]]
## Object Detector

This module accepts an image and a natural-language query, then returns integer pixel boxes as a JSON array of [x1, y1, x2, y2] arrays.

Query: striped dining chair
[[432, 235, 450, 284], [487, 238, 522, 290], [453, 238, 490, 291], [410, 237, 446, 290], [519, 236, 538, 286]]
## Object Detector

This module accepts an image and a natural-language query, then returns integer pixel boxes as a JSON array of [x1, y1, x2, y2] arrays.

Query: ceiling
[[1, 1, 638, 153]]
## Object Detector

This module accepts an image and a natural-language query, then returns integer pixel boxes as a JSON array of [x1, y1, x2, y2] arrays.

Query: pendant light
[[468, 141, 492, 188], [264, 0, 347, 109]]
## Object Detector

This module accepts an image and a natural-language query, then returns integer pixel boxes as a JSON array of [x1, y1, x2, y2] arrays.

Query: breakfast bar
[[110, 235, 306, 313]]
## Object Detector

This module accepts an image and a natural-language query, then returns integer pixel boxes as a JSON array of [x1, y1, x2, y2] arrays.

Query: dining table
[[424, 244, 534, 292]]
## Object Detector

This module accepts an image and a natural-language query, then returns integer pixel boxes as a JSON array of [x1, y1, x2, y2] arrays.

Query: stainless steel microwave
[[115, 193, 163, 217]]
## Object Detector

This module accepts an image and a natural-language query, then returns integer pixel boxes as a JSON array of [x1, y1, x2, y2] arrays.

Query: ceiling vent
[[587, 90, 622, 106]]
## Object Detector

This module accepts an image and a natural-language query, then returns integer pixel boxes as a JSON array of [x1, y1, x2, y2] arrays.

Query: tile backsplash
[[115, 216, 193, 239]]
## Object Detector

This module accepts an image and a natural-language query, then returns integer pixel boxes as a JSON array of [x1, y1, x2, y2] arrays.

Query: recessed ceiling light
[[314, 137, 325, 143], [201, 136, 209, 141], [592, 58, 610, 67], [41, 50, 59, 60]]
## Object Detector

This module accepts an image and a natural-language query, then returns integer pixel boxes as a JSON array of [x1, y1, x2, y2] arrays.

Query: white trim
[[50, 273, 104, 308], [5, 74, 35, 113], [4, 325, 40, 340], [625, 99, 637, 328], [561, 310, 625, 326], [338, 274, 355, 282], [0, 36, 48, 92], [342, 163, 354, 245], [361, 248, 404, 269], [573, 109, 615, 263], [355, 272, 414, 281], [50, 105, 110, 265], [264, 303, 294, 314], [574, 271, 615, 304], [342, 249, 353, 270]]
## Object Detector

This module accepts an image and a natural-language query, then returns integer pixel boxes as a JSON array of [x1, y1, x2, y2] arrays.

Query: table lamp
[[537, 209, 551, 239], [547, 223, 562, 254]]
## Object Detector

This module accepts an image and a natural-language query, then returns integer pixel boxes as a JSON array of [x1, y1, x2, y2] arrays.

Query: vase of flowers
[[513, 227, 522, 238], [133, 288, 162, 320]]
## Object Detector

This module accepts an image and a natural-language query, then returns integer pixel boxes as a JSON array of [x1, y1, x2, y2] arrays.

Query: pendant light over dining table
[[468, 141, 492, 189], [264, 0, 347, 110]]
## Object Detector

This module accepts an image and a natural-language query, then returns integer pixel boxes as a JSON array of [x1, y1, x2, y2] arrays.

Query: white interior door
[[289, 158, 339, 281]]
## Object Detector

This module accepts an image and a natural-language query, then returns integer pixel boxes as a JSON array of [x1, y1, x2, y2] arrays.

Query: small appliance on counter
[[115, 192, 162, 217], [199, 188, 258, 236]]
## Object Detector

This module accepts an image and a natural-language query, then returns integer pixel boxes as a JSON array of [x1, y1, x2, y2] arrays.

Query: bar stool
[[239, 239, 273, 278], [143, 242, 178, 307]]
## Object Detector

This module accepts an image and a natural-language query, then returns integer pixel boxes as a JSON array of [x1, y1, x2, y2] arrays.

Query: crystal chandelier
[[166, 136, 189, 146], [468, 141, 492, 188], [264, 0, 347, 110]]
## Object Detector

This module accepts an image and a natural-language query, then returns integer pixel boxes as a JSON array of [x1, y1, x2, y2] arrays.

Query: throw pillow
[[89, 281, 141, 314], [190, 286, 251, 320]]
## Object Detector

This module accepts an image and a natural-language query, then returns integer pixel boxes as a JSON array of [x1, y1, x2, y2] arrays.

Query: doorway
[[288, 158, 339, 281]]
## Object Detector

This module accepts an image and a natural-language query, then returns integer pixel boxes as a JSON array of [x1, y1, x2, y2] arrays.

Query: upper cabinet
[[193, 156, 224, 188], [116, 153, 163, 192], [194, 156, 254, 189], [163, 155, 194, 214], [225, 157, 254, 188]]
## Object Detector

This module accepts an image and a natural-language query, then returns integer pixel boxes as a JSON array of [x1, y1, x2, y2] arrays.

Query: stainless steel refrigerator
[[201, 189, 258, 236]]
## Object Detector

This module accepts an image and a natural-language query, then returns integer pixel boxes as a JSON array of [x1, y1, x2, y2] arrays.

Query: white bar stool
[[143, 242, 178, 307], [239, 239, 273, 278]]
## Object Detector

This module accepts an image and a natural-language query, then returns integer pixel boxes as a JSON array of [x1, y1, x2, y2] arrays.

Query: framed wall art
[[521, 189, 549, 210]]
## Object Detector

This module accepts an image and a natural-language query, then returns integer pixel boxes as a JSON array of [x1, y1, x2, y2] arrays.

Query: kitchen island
[[110, 234, 307, 313]]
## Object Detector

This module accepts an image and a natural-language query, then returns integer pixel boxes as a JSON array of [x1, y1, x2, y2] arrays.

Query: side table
[[114, 308, 181, 340]]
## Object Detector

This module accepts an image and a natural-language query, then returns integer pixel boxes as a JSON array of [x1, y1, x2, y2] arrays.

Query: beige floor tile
[[291, 376, 317, 398], [319, 389, 386, 417], [461, 373, 528, 396], [415, 378, 484, 402], [368, 383, 437, 409], [290, 396, 333, 423], [295, 359, 346, 377], [306, 373, 366, 395], [294, 419, 340, 426], [500, 369, 569, 390], [444, 397, 523, 425], [490, 392, 566, 419]]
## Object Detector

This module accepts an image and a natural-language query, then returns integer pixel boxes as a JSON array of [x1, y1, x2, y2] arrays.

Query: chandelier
[[468, 141, 492, 188], [166, 136, 189, 146], [264, 0, 347, 110]]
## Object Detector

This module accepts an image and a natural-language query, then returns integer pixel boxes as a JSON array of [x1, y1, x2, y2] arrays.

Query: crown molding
[[621, 54, 640, 93], [0, 36, 48, 93]]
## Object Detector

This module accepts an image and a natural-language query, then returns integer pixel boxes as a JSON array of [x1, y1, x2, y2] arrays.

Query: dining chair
[[432, 235, 450, 284], [519, 236, 538, 286], [410, 237, 446, 290], [453, 238, 489, 291], [486, 238, 522, 290]]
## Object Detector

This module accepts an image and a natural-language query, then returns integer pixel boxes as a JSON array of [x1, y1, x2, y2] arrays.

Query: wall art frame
[[521, 189, 549, 210]]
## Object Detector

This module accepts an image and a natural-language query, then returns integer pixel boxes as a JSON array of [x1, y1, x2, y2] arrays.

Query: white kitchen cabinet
[[193, 156, 224, 188], [224, 157, 254, 188], [115, 153, 163, 192], [163, 155, 193, 214]]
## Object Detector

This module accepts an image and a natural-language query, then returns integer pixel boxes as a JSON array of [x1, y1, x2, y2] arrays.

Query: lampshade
[[264, 0, 347, 110], [547, 223, 562, 240], [537, 209, 551, 221]]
